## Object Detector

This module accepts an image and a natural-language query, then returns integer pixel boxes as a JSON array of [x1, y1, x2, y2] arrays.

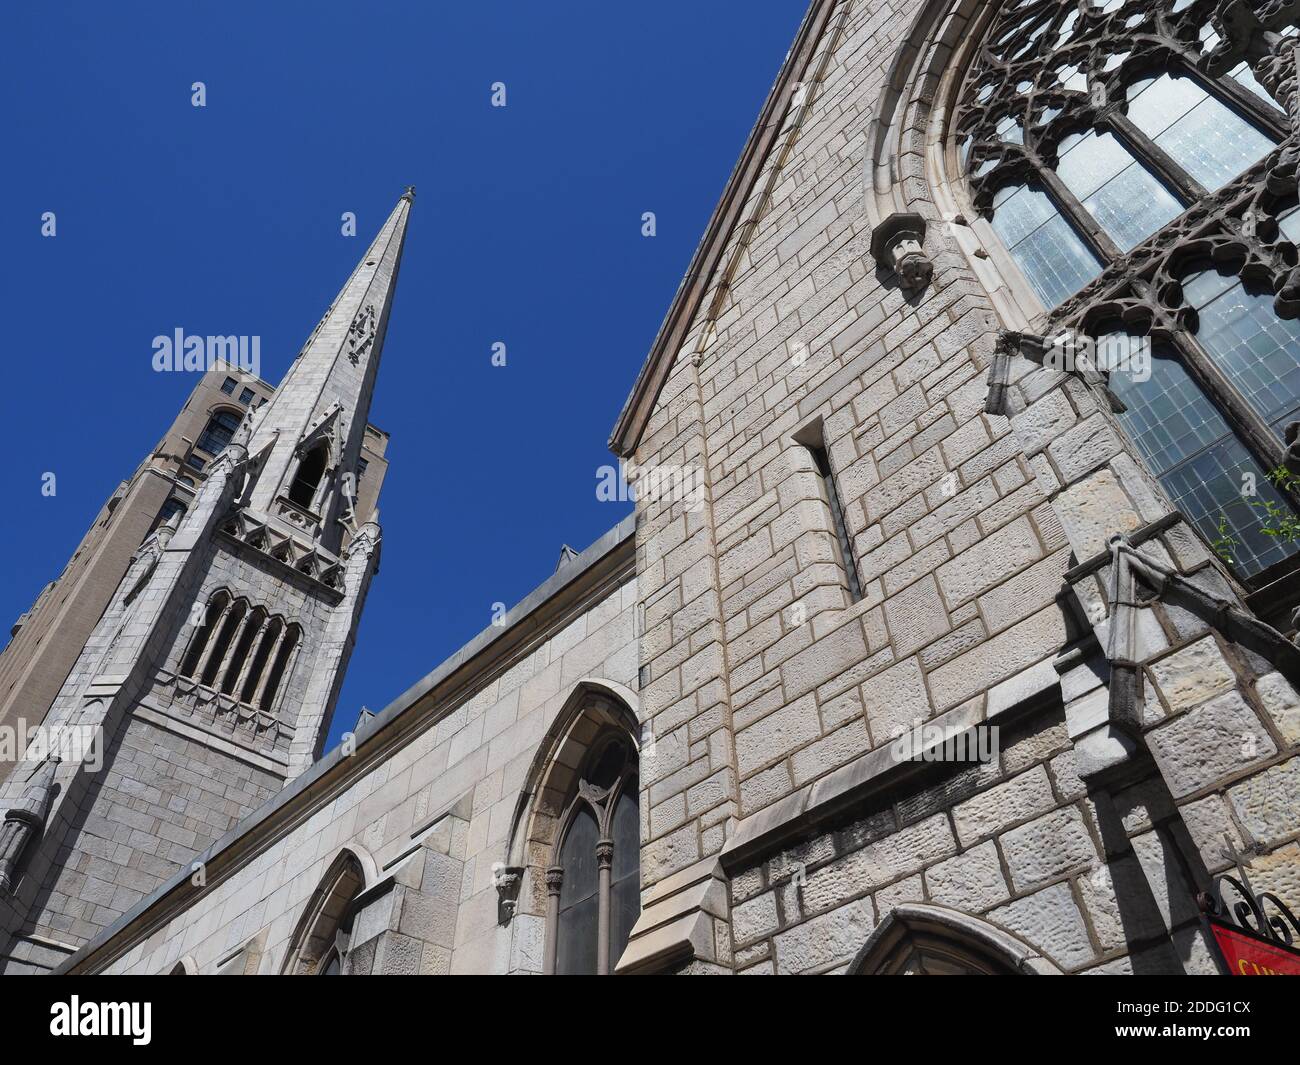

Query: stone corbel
[[869, 212, 933, 295], [493, 864, 524, 925]]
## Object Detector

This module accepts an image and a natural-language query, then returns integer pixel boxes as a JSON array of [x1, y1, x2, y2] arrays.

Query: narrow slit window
[[806, 440, 863, 602]]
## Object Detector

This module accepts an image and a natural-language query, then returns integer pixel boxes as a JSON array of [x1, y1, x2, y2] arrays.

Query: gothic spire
[[245, 191, 413, 551]]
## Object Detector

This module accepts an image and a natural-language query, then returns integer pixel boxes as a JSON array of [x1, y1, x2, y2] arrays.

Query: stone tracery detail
[[958, 0, 1300, 582]]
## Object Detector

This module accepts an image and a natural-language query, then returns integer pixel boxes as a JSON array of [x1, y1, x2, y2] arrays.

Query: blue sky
[[0, 1, 806, 750]]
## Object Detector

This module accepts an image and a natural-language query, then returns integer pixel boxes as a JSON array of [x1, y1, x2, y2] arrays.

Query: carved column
[[230, 617, 267, 702], [195, 600, 234, 683], [215, 610, 256, 693], [543, 865, 564, 975], [595, 839, 614, 976], [251, 626, 288, 709]]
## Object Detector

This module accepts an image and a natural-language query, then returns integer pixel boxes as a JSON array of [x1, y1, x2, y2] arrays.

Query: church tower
[[0, 191, 413, 973]]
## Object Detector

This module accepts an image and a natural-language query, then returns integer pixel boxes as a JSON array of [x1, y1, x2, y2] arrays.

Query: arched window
[[281, 848, 370, 975], [195, 409, 243, 456], [240, 616, 283, 704], [157, 497, 187, 526], [1097, 331, 1293, 575], [956, 0, 1300, 586], [548, 736, 639, 975], [200, 598, 246, 687], [258, 623, 299, 712], [220, 606, 267, 696], [180, 590, 230, 677], [288, 443, 328, 510], [850, 903, 1062, 974]]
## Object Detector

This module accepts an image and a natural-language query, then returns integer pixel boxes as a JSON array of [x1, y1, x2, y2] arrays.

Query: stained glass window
[[959, 0, 1300, 582], [551, 737, 639, 975], [1184, 270, 1300, 436]]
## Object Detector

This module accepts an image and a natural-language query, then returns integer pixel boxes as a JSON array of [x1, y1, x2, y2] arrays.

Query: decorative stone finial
[[869, 211, 933, 294], [401, 185, 416, 203]]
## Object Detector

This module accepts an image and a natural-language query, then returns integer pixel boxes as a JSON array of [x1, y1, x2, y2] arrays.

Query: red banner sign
[[1206, 918, 1300, 976]]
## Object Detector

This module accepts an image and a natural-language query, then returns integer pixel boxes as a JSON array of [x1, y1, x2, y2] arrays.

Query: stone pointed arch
[[495, 678, 641, 939], [502, 679, 641, 873], [279, 843, 379, 975], [849, 903, 1063, 975]]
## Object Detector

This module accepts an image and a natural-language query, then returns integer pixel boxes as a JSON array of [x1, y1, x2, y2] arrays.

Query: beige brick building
[[4, 0, 1300, 975]]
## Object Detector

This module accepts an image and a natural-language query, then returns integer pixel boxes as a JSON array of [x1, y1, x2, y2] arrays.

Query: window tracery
[[955, 0, 1300, 582], [545, 735, 639, 975]]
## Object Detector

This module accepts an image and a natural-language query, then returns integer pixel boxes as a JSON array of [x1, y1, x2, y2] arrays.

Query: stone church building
[[2, 0, 1300, 975]]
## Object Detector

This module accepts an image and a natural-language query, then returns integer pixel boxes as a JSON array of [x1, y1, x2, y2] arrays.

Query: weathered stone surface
[[1244, 842, 1300, 916], [928, 605, 1068, 709], [924, 841, 1009, 912], [1052, 468, 1142, 559], [952, 765, 1055, 846], [731, 890, 780, 946], [772, 899, 873, 974], [937, 517, 1042, 609], [780, 622, 868, 700], [799, 814, 955, 912], [1147, 690, 1276, 798], [736, 694, 822, 777], [860, 656, 931, 741], [1228, 757, 1300, 848], [1011, 389, 1076, 456], [989, 882, 1094, 969], [882, 575, 948, 657], [1000, 806, 1097, 891], [1148, 637, 1235, 714], [1255, 671, 1300, 746]]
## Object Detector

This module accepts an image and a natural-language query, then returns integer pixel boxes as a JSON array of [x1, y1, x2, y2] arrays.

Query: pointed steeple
[[245, 191, 413, 552]]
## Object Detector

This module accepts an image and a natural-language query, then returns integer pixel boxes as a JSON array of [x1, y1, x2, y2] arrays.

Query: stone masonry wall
[[93, 574, 636, 975], [632, 0, 1068, 896]]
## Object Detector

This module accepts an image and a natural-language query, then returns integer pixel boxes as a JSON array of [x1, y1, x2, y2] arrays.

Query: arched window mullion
[[1170, 327, 1288, 475], [1038, 167, 1125, 262], [1199, 60, 1291, 142], [1102, 111, 1206, 205]]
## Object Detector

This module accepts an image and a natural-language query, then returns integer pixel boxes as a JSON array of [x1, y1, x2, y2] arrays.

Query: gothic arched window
[[157, 497, 187, 527], [955, 0, 1300, 584], [288, 443, 329, 510], [240, 616, 283, 704], [546, 736, 639, 975], [200, 598, 246, 687], [258, 623, 300, 712], [180, 590, 230, 677], [281, 849, 368, 975]]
